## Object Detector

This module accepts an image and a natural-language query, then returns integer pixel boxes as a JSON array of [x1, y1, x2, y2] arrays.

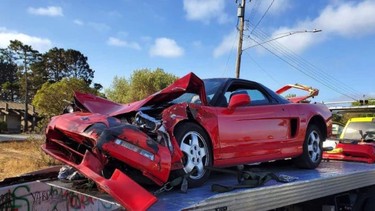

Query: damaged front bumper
[[42, 113, 174, 210], [42, 144, 157, 210], [323, 142, 375, 163]]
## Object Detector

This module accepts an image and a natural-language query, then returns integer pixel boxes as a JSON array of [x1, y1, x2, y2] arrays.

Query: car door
[[216, 81, 290, 165]]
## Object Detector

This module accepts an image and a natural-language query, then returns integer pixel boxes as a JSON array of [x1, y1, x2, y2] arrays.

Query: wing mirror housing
[[228, 94, 250, 109]]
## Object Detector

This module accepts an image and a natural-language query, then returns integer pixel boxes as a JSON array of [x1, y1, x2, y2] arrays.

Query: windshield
[[342, 121, 375, 140], [171, 78, 225, 105]]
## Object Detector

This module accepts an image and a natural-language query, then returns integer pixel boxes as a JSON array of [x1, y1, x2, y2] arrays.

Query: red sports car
[[42, 72, 332, 210]]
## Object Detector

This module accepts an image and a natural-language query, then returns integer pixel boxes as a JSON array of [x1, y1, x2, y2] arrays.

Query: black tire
[[175, 122, 212, 188], [293, 124, 323, 169]]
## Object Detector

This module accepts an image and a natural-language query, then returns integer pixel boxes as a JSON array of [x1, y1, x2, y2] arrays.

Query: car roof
[[348, 117, 375, 122], [204, 77, 258, 84]]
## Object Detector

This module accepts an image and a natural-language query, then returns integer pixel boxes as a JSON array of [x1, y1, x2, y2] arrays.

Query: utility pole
[[235, 0, 246, 79], [24, 51, 28, 132]]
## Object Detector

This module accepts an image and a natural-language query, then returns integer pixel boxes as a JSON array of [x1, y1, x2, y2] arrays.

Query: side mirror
[[228, 94, 250, 109]]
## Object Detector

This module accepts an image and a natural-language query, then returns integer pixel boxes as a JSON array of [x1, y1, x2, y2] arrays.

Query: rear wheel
[[294, 124, 323, 169], [175, 122, 212, 187]]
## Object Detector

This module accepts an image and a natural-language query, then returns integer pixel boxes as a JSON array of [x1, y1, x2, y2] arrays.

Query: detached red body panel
[[43, 72, 331, 210], [323, 142, 375, 163], [42, 145, 157, 210]]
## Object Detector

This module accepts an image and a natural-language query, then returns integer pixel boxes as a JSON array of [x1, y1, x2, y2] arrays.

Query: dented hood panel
[[75, 72, 207, 116]]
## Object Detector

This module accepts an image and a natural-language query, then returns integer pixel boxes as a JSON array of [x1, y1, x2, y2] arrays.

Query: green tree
[[0, 49, 19, 101], [8, 40, 42, 100], [8, 40, 41, 131], [65, 49, 94, 84], [352, 99, 375, 106], [38, 47, 66, 83], [28, 61, 49, 98], [105, 76, 130, 103], [36, 47, 94, 85], [331, 99, 375, 125], [93, 83, 103, 91], [105, 68, 178, 103], [32, 78, 98, 117]]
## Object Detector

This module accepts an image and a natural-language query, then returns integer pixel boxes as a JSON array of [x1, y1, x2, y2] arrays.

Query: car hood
[[74, 72, 207, 116]]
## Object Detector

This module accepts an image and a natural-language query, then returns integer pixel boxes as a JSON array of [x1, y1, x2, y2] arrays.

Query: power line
[[244, 29, 321, 51], [247, 23, 358, 96], [249, 37, 357, 100], [251, 0, 274, 34], [234, 1, 363, 101], [247, 24, 358, 98], [246, 25, 362, 100], [248, 0, 260, 21], [243, 50, 282, 86]]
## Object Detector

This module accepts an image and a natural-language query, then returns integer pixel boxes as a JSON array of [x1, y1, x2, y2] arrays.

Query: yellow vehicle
[[340, 117, 375, 141], [324, 117, 375, 163]]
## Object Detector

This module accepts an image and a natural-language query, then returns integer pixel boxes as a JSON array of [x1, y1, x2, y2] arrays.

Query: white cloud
[[314, 0, 375, 37], [0, 27, 52, 52], [88, 22, 111, 32], [27, 6, 63, 17], [183, 0, 229, 24], [74, 19, 110, 32], [213, 30, 237, 58], [107, 37, 141, 50], [213, 0, 375, 56], [267, 28, 324, 54], [73, 19, 84, 26], [213, 27, 315, 57], [149, 38, 184, 58], [269, 0, 375, 53], [256, 0, 291, 16]]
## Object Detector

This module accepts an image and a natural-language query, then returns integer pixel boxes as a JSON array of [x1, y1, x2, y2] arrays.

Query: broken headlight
[[114, 138, 155, 161]]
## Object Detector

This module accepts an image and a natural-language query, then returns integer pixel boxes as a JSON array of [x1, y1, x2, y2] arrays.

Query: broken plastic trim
[[135, 111, 161, 133], [135, 111, 174, 152], [114, 138, 155, 161]]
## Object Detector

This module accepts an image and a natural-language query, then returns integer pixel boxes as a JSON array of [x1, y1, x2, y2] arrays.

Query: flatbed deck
[[40, 160, 375, 210]]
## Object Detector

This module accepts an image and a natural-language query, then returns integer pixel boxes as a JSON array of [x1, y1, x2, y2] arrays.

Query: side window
[[247, 89, 269, 105], [226, 86, 270, 106], [224, 91, 232, 104]]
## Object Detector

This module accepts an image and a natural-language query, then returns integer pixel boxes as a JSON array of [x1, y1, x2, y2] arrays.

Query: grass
[[0, 137, 59, 181]]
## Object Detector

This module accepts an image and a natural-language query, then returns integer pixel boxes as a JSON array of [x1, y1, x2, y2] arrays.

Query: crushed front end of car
[[42, 72, 207, 210], [42, 112, 174, 210]]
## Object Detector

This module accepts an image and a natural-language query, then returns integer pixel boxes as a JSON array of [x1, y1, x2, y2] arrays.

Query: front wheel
[[174, 122, 212, 188], [293, 124, 323, 169]]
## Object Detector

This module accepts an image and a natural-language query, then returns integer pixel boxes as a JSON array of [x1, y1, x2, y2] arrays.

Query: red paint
[[41, 146, 157, 210], [74, 72, 207, 116], [43, 72, 332, 210], [323, 142, 375, 163]]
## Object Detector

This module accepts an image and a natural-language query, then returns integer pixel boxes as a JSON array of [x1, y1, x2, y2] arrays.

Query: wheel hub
[[190, 144, 202, 165], [308, 130, 321, 162]]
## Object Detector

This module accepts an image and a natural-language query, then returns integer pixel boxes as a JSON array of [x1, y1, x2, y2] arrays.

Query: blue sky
[[1, 0, 374, 103]]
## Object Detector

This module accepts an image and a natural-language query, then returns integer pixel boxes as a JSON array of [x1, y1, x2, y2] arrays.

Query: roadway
[[0, 134, 44, 142]]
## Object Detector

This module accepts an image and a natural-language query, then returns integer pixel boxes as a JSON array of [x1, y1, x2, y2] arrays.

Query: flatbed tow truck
[[2, 159, 375, 211], [2, 92, 375, 210]]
